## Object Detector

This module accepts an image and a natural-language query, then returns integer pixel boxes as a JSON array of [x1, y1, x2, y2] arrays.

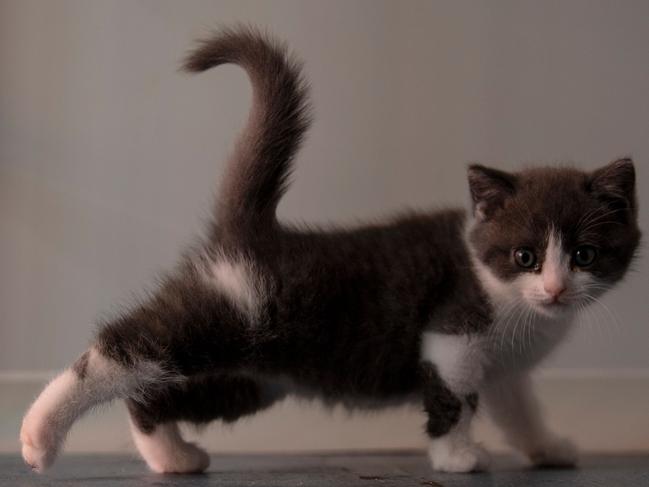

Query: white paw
[[529, 436, 578, 468], [146, 442, 210, 474], [20, 413, 61, 473], [429, 442, 490, 473], [19, 370, 80, 472], [131, 421, 210, 474]]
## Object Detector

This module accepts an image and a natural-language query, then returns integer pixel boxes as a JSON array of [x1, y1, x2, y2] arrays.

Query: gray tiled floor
[[2, 452, 649, 486]]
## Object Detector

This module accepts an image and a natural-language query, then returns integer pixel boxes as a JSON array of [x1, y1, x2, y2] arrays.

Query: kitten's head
[[467, 159, 640, 317]]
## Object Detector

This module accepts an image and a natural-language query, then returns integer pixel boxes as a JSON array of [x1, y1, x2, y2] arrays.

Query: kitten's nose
[[544, 282, 566, 301]]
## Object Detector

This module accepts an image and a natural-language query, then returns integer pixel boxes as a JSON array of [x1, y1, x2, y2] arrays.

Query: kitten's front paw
[[529, 436, 578, 469], [428, 441, 490, 473], [130, 422, 210, 474], [20, 413, 60, 473]]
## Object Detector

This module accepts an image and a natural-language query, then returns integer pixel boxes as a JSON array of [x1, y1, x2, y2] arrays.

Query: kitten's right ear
[[467, 164, 517, 221]]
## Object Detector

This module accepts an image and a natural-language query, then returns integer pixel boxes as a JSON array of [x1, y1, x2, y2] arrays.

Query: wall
[[1, 2, 648, 378]]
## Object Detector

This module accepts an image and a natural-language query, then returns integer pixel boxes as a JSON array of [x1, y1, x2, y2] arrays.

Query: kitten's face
[[467, 159, 640, 318]]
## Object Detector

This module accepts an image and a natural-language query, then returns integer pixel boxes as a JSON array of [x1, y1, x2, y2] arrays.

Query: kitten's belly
[[259, 373, 422, 411]]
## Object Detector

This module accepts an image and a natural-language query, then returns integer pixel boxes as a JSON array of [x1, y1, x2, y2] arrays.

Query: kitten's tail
[[183, 25, 311, 238]]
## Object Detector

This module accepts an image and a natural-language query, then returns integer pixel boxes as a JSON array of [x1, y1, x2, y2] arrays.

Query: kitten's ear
[[467, 164, 517, 221], [589, 158, 637, 213]]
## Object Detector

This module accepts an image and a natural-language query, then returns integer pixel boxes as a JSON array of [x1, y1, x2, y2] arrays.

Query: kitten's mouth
[[533, 299, 570, 316]]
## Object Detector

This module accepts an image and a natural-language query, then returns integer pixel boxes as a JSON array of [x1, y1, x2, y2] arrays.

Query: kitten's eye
[[514, 248, 537, 269], [573, 245, 597, 267]]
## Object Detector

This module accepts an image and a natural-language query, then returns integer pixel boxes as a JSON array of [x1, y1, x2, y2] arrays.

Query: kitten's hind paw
[[428, 441, 490, 473], [19, 369, 80, 473], [20, 419, 60, 473], [529, 436, 578, 469]]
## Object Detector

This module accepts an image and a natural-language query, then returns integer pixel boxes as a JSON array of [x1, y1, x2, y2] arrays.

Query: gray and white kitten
[[21, 26, 640, 474]]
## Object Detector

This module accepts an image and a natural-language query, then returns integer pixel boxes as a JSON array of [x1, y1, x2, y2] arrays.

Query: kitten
[[20, 26, 640, 474]]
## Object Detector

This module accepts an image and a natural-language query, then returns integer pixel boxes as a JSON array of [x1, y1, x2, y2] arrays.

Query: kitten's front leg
[[483, 373, 578, 468], [421, 333, 490, 473]]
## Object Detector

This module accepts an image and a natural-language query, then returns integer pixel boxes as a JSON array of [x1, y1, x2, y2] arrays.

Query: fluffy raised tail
[[183, 26, 312, 237]]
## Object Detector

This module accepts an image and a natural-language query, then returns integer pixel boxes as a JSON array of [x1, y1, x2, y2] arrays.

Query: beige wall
[[1, 0, 648, 374]]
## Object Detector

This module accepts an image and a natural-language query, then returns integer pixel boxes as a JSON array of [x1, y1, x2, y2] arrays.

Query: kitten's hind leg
[[20, 270, 263, 472], [127, 374, 286, 474], [20, 347, 177, 472]]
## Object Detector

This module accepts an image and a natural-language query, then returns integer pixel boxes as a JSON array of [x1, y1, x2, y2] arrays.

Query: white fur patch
[[542, 231, 570, 298], [198, 252, 266, 321], [483, 374, 546, 452], [20, 348, 174, 472], [483, 374, 578, 467], [428, 406, 490, 472], [129, 421, 210, 474], [420, 333, 486, 395]]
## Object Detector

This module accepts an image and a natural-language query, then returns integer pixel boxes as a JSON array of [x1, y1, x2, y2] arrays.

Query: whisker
[[575, 301, 599, 345], [491, 299, 523, 354], [510, 304, 527, 354], [497, 302, 520, 352], [581, 293, 621, 339], [575, 205, 608, 231], [577, 207, 628, 233], [580, 299, 605, 341], [524, 305, 536, 354]]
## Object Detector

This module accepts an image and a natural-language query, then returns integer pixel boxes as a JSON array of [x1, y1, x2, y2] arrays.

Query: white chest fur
[[421, 306, 573, 391], [484, 306, 573, 376]]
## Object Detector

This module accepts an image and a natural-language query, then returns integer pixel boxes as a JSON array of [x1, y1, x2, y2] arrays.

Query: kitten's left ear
[[589, 158, 637, 213], [467, 164, 517, 221]]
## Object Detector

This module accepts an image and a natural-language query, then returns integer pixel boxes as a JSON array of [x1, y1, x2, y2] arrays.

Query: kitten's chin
[[530, 300, 572, 319]]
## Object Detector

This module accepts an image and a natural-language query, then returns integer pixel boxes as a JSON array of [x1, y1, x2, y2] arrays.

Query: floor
[[2, 452, 649, 486]]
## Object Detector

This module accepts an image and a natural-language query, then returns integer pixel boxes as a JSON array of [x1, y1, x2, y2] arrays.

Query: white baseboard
[[5, 367, 649, 382], [2, 372, 648, 454]]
